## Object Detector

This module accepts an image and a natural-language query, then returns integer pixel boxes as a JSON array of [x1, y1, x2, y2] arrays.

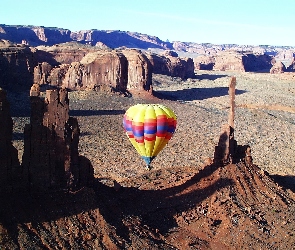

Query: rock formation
[[0, 85, 93, 194], [0, 40, 36, 90], [0, 77, 295, 249], [208, 51, 273, 72], [183, 57, 195, 78], [146, 52, 195, 79], [43, 50, 129, 92], [163, 50, 179, 57], [213, 51, 246, 71], [214, 77, 237, 164], [1, 24, 295, 64], [0, 25, 71, 46], [70, 29, 170, 49], [270, 61, 286, 74], [22, 87, 93, 192], [121, 49, 152, 91], [287, 58, 295, 72], [33, 62, 52, 85], [275, 50, 294, 62], [46, 64, 71, 88], [193, 55, 215, 70], [33, 48, 155, 94], [242, 53, 273, 72], [35, 43, 96, 65]]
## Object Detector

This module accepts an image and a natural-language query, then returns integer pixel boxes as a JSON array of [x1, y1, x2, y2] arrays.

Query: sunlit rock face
[[121, 49, 152, 91]]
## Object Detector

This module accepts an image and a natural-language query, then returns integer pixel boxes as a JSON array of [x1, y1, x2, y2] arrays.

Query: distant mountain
[[0, 24, 171, 50], [1, 24, 295, 57]]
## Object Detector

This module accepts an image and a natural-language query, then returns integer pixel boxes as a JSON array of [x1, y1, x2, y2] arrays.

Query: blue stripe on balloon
[[157, 124, 168, 132], [144, 127, 157, 134], [167, 127, 176, 133], [133, 129, 144, 137]]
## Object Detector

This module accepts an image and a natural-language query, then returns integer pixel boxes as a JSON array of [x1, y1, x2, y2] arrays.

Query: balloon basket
[[145, 164, 152, 170]]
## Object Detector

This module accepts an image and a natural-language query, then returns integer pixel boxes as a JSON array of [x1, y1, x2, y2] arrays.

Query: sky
[[1, 0, 295, 46]]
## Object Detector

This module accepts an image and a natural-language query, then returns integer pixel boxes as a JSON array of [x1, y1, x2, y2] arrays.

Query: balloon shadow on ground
[[154, 87, 246, 101]]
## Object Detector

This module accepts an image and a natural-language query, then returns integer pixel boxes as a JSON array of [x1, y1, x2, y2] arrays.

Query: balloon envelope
[[123, 104, 177, 167]]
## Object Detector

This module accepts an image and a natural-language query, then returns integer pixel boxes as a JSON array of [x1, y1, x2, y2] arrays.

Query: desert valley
[[0, 24, 295, 249]]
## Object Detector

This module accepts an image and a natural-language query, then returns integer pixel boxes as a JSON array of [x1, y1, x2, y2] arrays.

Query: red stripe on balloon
[[144, 135, 156, 141], [156, 132, 167, 137]]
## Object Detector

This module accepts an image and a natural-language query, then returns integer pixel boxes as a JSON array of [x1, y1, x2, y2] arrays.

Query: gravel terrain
[[10, 71, 295, 181]]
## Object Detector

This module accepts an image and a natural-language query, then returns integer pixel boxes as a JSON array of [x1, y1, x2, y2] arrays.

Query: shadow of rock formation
[[153, 86, 246, 102]]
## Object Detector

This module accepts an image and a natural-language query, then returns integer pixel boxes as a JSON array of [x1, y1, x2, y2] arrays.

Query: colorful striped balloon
[[123, 104, 177, 169]]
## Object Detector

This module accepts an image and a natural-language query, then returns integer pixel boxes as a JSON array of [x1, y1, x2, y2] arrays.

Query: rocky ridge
[[1, 24, 295, 57]]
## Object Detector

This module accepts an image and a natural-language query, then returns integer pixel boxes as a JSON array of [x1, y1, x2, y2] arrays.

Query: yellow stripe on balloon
[[144, 105, 156, 157], [153, 105, 177, 156], [160, 105, 177, 120], [151, 105, 167, 156]]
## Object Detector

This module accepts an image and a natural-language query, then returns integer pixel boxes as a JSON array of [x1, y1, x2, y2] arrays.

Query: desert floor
[[11, 70, 295, 182]]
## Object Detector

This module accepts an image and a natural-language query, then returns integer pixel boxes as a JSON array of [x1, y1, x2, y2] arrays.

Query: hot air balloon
[[123, 104, 177, 169]]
